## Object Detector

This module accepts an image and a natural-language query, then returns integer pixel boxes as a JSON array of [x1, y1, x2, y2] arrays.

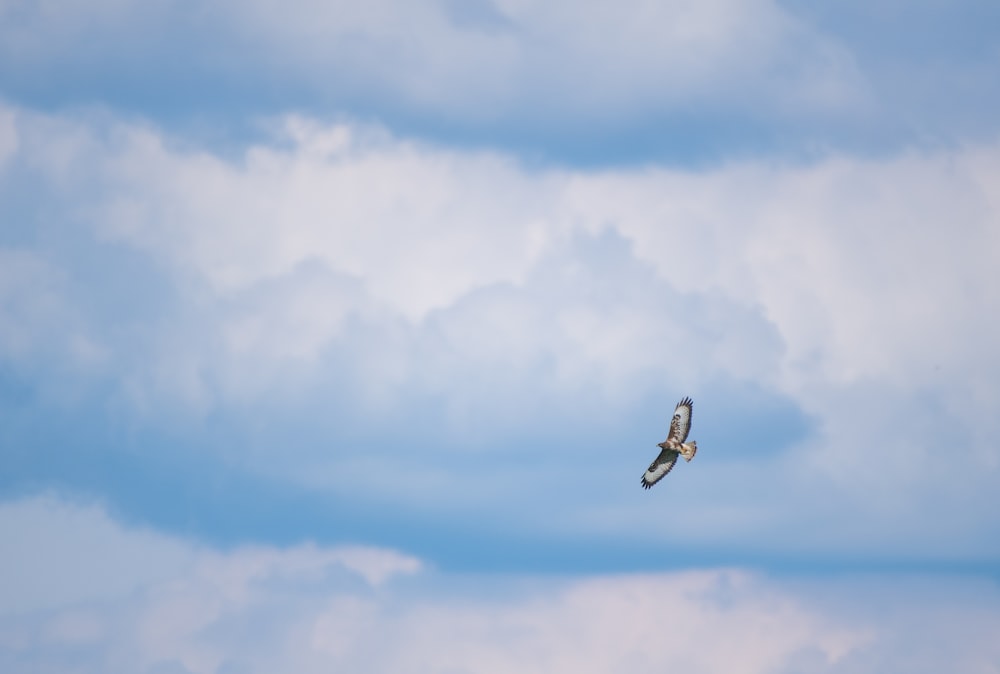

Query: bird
[[641, 397, 698, 489]]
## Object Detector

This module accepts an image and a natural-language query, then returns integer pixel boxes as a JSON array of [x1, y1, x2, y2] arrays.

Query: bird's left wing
[[641, 448, 679, 490]]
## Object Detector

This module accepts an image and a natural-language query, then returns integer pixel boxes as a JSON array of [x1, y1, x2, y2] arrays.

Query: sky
[[1, 0, 999, 672]]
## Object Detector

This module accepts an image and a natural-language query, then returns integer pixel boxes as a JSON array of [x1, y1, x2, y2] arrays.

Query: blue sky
[[2, 1, 1000, 672]]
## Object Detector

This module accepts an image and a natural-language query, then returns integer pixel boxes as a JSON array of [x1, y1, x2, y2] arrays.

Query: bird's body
[[641, 397, 697, 489]]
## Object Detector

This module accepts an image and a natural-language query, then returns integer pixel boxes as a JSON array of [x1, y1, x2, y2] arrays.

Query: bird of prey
[[641, 397, 698, 489]]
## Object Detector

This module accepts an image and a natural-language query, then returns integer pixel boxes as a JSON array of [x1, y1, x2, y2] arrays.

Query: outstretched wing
[[665, 397, 693, 444], [641, 448, 678, 489]]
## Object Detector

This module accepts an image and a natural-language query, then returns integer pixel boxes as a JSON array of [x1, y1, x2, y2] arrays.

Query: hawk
[[641, 397, 698, 489]]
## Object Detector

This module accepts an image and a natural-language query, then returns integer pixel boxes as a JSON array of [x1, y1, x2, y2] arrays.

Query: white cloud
[[92, 115, 556, 321], [36, 106, 1000, 430], [83, 117, 1000, 391], [2, 495, 998, 674], [357, 571, 870, 674]]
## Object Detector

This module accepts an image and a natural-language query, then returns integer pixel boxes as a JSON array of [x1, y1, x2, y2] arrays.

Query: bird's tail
[[680, 441, 697, 462]]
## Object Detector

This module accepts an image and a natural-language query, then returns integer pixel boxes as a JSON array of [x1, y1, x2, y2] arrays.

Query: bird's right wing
[[665, 397, 693, 443]]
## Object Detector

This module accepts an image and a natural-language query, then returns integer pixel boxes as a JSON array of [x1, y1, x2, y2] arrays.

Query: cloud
[[0, 102, 998, 565], [2, 495, 999, 674]]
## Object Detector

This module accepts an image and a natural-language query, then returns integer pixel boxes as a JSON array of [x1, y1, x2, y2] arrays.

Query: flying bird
[[641, 397, 698, 489]]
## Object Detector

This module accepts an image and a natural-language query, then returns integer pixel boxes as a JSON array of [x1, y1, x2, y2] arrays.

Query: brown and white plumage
[[641, 397, 698, 490]]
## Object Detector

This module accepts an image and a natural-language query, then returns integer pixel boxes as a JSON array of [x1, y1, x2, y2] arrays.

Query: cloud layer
[[3, 496, 999, 674], [1, 102, 998, 567], [3, 0, 998, 161]]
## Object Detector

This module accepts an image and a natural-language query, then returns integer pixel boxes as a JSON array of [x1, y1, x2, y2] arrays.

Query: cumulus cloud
[[2, 496, 999, 674], [563, 147, 1000, 507]]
